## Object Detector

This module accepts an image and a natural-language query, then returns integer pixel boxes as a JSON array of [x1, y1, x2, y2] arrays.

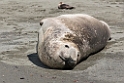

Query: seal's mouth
[[59, 55, 76, 69]]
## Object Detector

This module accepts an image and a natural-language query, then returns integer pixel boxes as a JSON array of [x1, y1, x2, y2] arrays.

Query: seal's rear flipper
[[100, 20, 111, 41]]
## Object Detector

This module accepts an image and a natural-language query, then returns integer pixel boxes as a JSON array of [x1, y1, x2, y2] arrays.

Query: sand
[[0, 0, 124, 83]]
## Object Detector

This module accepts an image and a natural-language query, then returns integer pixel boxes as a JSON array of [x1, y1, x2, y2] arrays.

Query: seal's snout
[[58, 44, 79, 69], [59, 54, 76, 69], [64, 58, 76, 69]]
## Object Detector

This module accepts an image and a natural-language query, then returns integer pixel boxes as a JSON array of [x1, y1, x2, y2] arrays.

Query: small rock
[[73, 80, 78, 82], [20, 77, 25, 79], [52, 76, 56, 79]]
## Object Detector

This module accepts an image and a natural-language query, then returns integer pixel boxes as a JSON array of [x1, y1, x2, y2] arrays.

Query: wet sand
[[0, 0, 124, 83]]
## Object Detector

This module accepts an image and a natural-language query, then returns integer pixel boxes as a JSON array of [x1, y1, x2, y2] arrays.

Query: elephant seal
[[37, 14, 111, 69]]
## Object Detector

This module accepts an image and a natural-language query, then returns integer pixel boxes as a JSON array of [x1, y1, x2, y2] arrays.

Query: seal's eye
[[65, 45, 69, 48], [40, 22, 43, 26], [77, 54, 79, 57]]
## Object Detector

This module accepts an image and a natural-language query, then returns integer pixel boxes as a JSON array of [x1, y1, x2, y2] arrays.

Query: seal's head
[[38, 18, 81, 69], [39, 40, 80, 69]]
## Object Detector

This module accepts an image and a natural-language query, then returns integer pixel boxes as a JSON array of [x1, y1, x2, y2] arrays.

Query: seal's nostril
[[65, 45, 69, 48]]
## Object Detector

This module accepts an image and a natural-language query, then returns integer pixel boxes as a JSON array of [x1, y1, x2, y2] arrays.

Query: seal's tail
[[100, 20, 111, 40]]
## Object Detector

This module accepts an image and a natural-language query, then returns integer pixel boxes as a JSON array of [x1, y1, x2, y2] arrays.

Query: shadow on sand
[[27, 46, 106, 70], [27, 53, 50, 69]]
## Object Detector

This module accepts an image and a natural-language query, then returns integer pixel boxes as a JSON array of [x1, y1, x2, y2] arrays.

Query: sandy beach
[[0, 0, 124, 83]]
